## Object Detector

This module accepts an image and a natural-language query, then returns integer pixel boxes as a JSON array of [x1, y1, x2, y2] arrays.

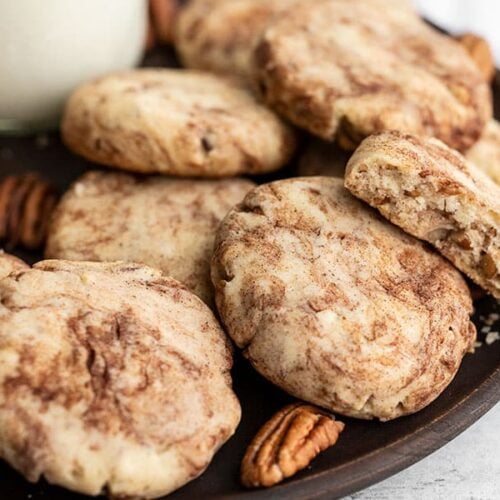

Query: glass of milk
[[0, 0, 147, 134]]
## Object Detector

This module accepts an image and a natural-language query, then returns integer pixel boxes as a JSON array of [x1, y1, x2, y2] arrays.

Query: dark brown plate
[[0, 47, 499, 500]]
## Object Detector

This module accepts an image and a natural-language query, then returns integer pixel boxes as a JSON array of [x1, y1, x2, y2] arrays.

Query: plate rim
[[224, 363, 500, 499]]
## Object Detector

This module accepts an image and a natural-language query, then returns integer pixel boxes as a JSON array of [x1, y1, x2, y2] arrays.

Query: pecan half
[[457, 33, 495, 82], [148, 0, 179, 47], [480, 253, 497, 279], [241, 403, 345, 488]]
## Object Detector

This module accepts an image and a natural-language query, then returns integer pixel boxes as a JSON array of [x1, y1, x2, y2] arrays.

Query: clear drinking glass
[[0, 0, 147, 135]]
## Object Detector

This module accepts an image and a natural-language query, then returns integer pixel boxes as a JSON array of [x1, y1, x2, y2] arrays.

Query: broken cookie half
[[345, 131, 500, 298]]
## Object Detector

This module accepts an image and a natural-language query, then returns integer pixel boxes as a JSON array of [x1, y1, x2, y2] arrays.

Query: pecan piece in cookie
[[241, 403, 345, 488]]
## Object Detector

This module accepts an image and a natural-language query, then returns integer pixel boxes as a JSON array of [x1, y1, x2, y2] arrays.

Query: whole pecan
[[241, 403, 345, 488], [457, 33, 495, 83], [147, 0, 180, 49]]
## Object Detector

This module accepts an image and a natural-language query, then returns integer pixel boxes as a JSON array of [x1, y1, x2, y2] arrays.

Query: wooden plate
[[0, 47, 499, 499]]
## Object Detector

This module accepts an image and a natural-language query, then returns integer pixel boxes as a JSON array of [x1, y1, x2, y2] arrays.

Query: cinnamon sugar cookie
[[46, 171, 254, 305], [466, 120, 500, 185], [256, 0, 491, 151], [212, 177, 475, 420], [0, 257, 240, 498], [62, 69, 296, 177]]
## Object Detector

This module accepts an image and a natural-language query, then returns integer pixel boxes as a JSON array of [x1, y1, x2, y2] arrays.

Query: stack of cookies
[[1, 0, 499, 498]]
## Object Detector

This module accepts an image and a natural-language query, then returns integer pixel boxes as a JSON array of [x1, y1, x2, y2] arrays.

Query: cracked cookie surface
[[0, 257, 240, 498], [212, 177, 475, 420], [62, 69, 296, 177], [256, 0, 491, 151], [45, 171, 255, 306]]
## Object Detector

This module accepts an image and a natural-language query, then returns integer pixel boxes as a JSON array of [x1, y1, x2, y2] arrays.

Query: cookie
[[297, 138, 350, 178], [62, 69, 296, 177], [212, 177, 475, 421], [345, 131, 500, 298], [466, 120, 500, 184], [175, 0, 299, 79], [457, 33, 495, 83], [256, 0, 491, 151], [45, 171, 255, 305], [0, 251, 26, 280], [0, 256, 240, 498]]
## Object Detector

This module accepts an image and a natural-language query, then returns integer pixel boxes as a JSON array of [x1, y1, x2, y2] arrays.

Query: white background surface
[[348, 403, 500, 499], [349, 4, 500, 498]]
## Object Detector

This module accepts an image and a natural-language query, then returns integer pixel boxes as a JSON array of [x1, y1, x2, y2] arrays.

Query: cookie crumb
[[485, 331, 500, 345]]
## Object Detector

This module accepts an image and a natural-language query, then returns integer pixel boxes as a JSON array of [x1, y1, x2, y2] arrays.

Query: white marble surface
[[347, 403, 500, 500]]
